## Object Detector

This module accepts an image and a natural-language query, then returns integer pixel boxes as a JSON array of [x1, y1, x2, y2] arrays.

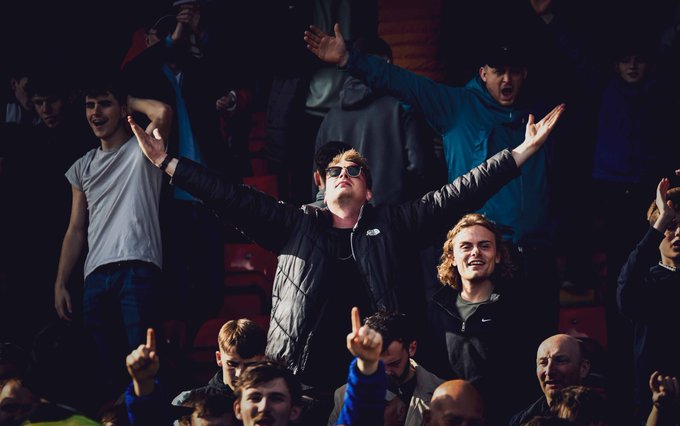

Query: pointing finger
[[146, 328, 156, 351], [351, 306, 361, 335]]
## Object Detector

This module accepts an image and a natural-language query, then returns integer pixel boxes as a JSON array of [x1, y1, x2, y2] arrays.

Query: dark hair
[[314, 141, 353, 180], [353, 37, 393, 62], [234, 360, 301, 405], [550, 385, 607, 424], [364, 310, 414, 353], [100, 402, 132, 426], [524, 416, 575, 426], [217, 318, 267, 358], [0, 342, 31, 381], [184, 392, 234, 421], [24, 71, 70, 99], [82, 73, 128, 106]]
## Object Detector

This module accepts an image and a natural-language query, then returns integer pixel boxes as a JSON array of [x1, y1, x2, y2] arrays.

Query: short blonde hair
[[327, 148, 372, 189], [217, 318, 266, 358]]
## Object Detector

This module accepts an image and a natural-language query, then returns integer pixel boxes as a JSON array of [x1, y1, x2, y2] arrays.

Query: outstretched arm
[[304, 23, 350, 67]]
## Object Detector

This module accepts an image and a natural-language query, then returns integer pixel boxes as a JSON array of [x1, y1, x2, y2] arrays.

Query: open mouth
[[500, 87, 513, 97], [468, 260, 484, 266], [91, 118, 107, 127]]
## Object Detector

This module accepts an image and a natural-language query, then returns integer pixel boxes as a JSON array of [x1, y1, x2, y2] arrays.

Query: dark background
[[2, 0, 677, 87]]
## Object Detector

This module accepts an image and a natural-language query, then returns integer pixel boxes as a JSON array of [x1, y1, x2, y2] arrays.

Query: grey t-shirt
[[65, 136, 163, 277]]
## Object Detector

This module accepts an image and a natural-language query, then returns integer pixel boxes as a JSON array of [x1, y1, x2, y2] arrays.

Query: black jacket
[[172, 370, 235, 407], [425, 285, 532, 425], [509, 395, 550, 426], [171, 149, 520, 378], [617, 227, 680, 418]]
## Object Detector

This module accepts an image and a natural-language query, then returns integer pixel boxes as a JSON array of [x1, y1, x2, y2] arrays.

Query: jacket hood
[[340, 76, 380, 110], [208, 370, 231, 391]]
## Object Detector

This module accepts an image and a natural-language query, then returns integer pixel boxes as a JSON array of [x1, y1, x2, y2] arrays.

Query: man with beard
[[327, 310, 443, 426]]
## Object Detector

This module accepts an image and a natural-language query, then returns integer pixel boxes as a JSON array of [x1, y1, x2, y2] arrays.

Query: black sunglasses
[[326, 165, 362, 178]]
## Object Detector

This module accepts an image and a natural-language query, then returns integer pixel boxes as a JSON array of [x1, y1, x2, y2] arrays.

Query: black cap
[[484, 43, 528, 68]]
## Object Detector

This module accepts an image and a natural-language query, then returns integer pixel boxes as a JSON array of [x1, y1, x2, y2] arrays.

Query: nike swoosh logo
[[481, 318, 492, 323]]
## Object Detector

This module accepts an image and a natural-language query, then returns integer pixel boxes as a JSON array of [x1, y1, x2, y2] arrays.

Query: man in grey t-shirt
[[53, 77, 170, 394]]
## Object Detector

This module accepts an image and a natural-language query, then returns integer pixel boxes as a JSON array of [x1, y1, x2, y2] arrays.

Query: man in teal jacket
[[305, 24, 561, 354]]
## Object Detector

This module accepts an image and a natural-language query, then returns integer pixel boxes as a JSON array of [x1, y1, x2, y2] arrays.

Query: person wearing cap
[[305, 23, 564, 352]]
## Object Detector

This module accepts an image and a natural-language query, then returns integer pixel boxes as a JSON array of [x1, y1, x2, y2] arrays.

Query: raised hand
[[654, 178, 676, 231], [346, 307, 382, 375], [511, 103, 565, 167], [128, 116, 167, 167], [649, 371, 680, 411], [304, 23, 349, 67], [126, 328, 160, 396]]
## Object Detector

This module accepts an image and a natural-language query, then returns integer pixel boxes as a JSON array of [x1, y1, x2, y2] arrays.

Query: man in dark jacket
[[617, 178, 680, 423], [509, 334, 591, 426], [127, 103, 563, 409]]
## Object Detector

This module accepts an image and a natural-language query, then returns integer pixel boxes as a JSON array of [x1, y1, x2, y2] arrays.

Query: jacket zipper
[[351, 205, 377, 310]]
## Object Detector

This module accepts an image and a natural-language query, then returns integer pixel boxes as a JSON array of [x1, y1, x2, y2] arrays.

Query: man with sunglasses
[[128, 102, 563, 423]]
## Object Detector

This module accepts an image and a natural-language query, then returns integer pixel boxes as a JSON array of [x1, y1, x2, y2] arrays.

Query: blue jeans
[[83, 260, 160, 392]]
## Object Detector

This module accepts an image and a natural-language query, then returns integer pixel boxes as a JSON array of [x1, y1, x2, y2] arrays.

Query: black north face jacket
[[171, 149, 520, 378]]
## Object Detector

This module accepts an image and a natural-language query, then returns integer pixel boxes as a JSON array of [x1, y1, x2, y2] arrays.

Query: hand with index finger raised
[[346, 307, 382, 375], [126, 328, 160, 396]]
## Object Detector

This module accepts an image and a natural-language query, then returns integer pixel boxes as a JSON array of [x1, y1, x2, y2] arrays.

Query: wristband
[[159, 155, 172, 171]]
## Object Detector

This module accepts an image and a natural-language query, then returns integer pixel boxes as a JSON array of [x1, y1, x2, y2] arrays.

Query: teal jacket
[[345, 50, 554, 245]]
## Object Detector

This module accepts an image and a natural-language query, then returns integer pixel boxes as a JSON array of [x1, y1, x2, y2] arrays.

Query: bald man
[[509, 334, 591, 426], [423, 379, 484, 426]]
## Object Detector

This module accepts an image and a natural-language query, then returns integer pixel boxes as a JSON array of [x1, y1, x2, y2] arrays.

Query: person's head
[[363, 310, 416, 385], [478, 44, 528, 107], [100, 402, 131, 426], [423, 380, 484, 426], [524, 417, 575, 426], [647, 187, 680, 266], [612, 37, 652, 85], [184, 393, 237, 426], [6, 58, 35, 112], [0, 343, 30, 382], [437, 213, 512, 290], [536, 334, 591, 405], [353, 37, 393, 63], [550, 385, 607, 426], [313, 141, 353, 189], [83, 74, 130, 142], [146, 14, 176, 47], [216, 319, 267, 391], [0, 378, 39, 426], [25, 73, 70, 129], [233, 361, 301, 426], [324, 148, 373, 209]]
